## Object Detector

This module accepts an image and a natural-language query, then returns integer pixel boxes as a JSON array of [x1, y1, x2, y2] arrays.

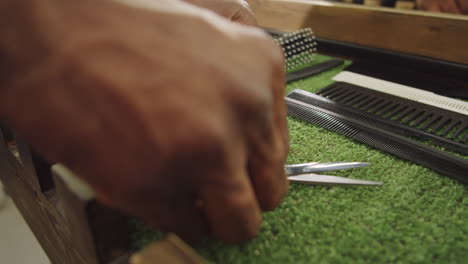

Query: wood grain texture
[[0, 130, 98, 264], [251, 0, 468, 64], [0, 127, 131, 264]]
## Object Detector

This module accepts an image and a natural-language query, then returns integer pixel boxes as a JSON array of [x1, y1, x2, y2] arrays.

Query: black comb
[[286, 59, 344, 83], [285, 95, 468, 185], [317, 83, 468, 146], [288, 89, 468, 155]]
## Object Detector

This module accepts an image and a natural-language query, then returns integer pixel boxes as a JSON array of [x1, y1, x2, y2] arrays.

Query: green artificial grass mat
[[131, 54, 468, 263]]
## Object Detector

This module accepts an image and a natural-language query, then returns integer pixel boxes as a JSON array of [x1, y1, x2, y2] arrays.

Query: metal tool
[[285, 162, 383, 186]]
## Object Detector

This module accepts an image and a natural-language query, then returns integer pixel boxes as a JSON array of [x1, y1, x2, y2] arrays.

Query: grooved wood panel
[[251, 0, 468, 64]]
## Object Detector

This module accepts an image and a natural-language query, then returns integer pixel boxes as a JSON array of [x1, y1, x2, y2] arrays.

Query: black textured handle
[[286, 59, 344, 83]]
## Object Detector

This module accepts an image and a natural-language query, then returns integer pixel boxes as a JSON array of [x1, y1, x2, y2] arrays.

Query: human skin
[[184, 0, 257, 26], [417, 0, 468, 14], [0, 0, 288, 243]]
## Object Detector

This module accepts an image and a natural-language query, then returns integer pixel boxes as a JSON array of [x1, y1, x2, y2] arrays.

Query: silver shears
[[285, 162, 383, 186]]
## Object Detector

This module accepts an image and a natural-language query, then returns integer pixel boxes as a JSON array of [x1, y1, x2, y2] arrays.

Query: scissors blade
[[288, 173, 383, 186], [285, 162, 370, 175]]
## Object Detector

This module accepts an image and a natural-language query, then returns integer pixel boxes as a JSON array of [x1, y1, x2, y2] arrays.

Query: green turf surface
[[131, 55, 468, 263]]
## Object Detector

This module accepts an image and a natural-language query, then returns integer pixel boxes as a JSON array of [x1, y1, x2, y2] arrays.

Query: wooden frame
[[250, 0, 468, 64], [0, 126, 130, 264]]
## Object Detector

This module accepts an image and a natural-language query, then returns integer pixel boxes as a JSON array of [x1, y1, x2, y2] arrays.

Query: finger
[[247, 134, 289, 211], [148, 200, 208, 243], [440, 0, 463, 14], [232, 0, 258, 26], [247, 49, 289, 211], [457, 0, 468, 13], [232, 8, 257, 26], [200, 150, 262, 243], [417, 0, 442, 12], [98, 190, 208, 243], [270, 45, 289, 152]]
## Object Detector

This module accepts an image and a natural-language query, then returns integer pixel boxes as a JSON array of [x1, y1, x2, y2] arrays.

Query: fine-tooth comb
[[333, 71, 468, 115], [289, 89, 468, 155], [285, 95, 468, 185], [317, 82, 468, 147], [273, 28, 317, 72]]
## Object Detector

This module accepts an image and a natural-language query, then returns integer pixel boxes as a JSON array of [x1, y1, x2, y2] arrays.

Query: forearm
[[0, 0, 104, 93], [0, 0, 208, 89]]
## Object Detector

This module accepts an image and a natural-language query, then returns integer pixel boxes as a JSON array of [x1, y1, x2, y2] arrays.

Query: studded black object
[[273, 28, 317, 71]]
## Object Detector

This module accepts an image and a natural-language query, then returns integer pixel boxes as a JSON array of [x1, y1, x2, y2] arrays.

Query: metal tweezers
[[285, 162, 383, 186]]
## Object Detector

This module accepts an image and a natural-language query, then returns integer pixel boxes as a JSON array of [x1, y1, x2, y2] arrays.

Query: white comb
[[333, 71, 468, 115]]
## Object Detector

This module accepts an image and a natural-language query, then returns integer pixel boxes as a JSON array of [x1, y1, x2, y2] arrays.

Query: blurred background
[[331, 0, 416, 9]]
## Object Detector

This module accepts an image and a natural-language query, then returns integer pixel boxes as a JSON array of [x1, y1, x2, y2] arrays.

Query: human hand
[[0, 0, 288, 243], [417, 0, 468, 14], [184, 0, 257, 25]]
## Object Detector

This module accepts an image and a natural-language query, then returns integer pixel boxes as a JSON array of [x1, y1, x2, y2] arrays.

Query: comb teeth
[[288, 89, 468, 155], [274, 28, 317, 71], [285, 95, 468, 185], [333, 71, 468, 115], [318, 83, 468, 145]]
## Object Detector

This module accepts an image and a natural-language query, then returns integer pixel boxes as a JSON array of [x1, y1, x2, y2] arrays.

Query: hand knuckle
[[228, 193, 254, 211], [248, 92, 272, 115], [197, 129, 228, 160]]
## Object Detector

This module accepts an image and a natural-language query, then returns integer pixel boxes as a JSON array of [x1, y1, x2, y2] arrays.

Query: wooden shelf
[[251, 0, 468, 64]]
